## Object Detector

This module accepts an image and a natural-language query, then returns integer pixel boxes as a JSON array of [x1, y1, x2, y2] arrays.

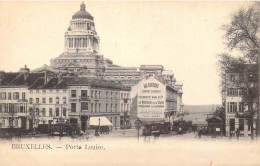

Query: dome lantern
[[72, 2, 93, 20]]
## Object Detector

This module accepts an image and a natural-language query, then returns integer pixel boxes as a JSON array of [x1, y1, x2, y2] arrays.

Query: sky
[[0, 1, 252, 105]]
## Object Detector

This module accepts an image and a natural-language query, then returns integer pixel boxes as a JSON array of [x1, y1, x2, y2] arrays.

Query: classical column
[[87, 36, 90, 48], [81, 38, 83, 48]]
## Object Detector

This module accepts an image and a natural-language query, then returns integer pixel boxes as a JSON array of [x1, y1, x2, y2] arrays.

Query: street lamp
[[98, 117, 101, 134]]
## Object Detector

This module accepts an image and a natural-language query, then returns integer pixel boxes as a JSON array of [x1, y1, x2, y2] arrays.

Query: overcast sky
[[0, 1, 252, 105]]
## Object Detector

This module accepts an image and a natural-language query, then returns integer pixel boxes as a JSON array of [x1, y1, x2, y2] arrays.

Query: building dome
[[72, 3, 93, 20]]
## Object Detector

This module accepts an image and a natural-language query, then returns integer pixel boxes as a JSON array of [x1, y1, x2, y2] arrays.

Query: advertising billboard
[[137, 77, 166, 121]]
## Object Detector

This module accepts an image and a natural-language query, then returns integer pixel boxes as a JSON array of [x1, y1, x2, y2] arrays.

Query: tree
[[214, 106, 225, 120], [223, 2, 260, 62], [218, 2, 260, 139]]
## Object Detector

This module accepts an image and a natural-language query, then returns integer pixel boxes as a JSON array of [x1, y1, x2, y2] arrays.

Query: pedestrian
[[198, 128, 202, 139], [195, 129, 198, 138], [236, 129, 240, 140]]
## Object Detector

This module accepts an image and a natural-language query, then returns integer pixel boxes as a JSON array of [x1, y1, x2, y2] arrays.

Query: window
[[106, 91, 108, 98], [63, 108, 66, 117], [22, 92, 25, 100], [228, 102, 237, 113], [111, 104, 113, 112], [99, 103, 101, 112], [95, 91, 97, 98], [2, 92, 6, 100], [49, 108, 53, 117], [121, 103, 123, 112], [227, 89, 234, 96], [91, 90, 94, 98], [229, 119, 235, 131], [2, 119, 5, 126], [56, 108, 59, 116], [15, 119, 18, 127], [42, 108, 46, 116], [43, 90, 46, 93], [13, 92, 19, 100], [239, 119, 244, 131], [56, 97, 59, 104], [106, 104, 108, 112], [36, 98, 39, 103], [71, 90, 76, 97], [71, 103, 76, 112], [94, 104, 97, 112], [115, 104, 117, 112], [81, 102, 88, 111], [91, 103, 93, 112], [127, 104, 129, 111], [36, 108, 39, 116], [63, 90, 67, 93], [99, 91, 101, 99], [63, 97, 66, 104], [81, 90, 88, 98], [111, 92, 113, 99], [121, 93, 123, 99], [29, 98, 33, 104], [234, 89, 238, 96], [239, 102, 244, 112], [115, 92, 117, 99], [49, 98, 53, 104], [8, 93, 12, 100], [230, 75, 235, 81], [20, 106, 24, 113], [42, 98, 46, 104]]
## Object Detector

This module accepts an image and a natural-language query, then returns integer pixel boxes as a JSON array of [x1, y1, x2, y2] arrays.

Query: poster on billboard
[[137, 77, 166, 121]]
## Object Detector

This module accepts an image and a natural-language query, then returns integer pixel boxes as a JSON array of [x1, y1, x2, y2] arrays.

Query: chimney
[[44, 71, 48, 84], [19, 65, 30, 82], [19, 65, 30, 73]]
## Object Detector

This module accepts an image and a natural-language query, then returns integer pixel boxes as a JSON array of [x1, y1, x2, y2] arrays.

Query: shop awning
[[89, 116, 113, 126]]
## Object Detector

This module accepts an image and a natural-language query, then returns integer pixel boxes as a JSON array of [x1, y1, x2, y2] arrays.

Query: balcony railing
[[79, 96, 90, 102], [236, 111, 255, 118]]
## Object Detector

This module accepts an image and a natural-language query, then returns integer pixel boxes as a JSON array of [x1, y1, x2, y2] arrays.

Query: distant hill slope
[[184, 105, 220, 113], [182, 105, 221, 125]]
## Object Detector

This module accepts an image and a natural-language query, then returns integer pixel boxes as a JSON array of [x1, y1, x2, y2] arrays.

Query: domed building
[[50, 2, 113, 77], [45, 3, 182, 91]]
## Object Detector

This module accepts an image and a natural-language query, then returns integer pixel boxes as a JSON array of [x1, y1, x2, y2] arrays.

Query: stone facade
[[223, 64, 258, 137]]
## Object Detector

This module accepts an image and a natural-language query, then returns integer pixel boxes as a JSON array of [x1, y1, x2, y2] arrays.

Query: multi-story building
[[222, 64, 258, 137], [28, 76, 69, 126], [62, 77, 130, 131], [0, 67, 131, 131], [119, 87, 131, 128], [0, 66, 44, 130]]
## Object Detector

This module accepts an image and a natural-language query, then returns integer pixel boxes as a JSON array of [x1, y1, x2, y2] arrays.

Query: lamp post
[[136, 118, 142, 141], [98, 117, 101, 133]]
